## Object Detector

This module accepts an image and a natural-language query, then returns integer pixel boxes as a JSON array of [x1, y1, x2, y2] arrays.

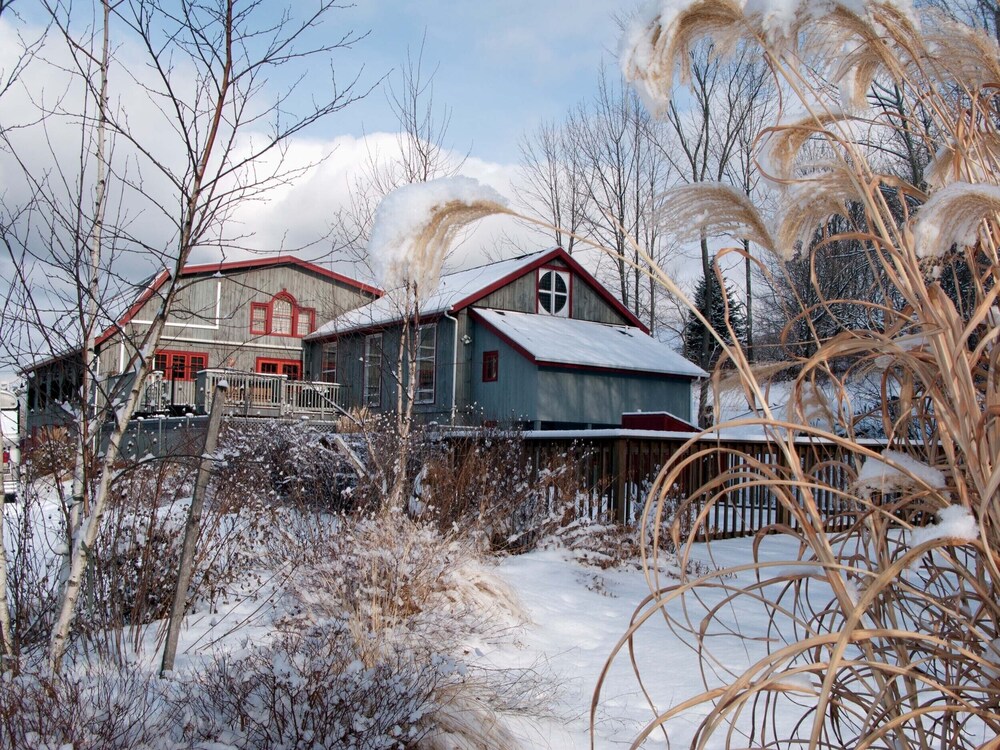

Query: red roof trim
[[96, 257, 381, 346], [452, 247, 648, 333]]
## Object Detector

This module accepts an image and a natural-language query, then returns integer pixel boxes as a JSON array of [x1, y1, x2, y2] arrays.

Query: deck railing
[[195, 369, 342, 419], [523, 431, 888, 540]]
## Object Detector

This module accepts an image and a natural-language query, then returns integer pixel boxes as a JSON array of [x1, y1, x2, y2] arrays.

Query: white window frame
[[414, 324, 436, 404], [321, 341, 338, 384], [537, 269, 570, 317], [364, 333, 382, 408]]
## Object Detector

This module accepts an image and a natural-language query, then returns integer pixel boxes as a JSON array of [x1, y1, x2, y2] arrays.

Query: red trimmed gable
[[450, 247, 648, 333], [96, 256, 381, 346]]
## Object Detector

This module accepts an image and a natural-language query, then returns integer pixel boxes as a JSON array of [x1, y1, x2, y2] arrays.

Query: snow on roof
[[474, 308, 707, 378], [307, 248, 556, 339]]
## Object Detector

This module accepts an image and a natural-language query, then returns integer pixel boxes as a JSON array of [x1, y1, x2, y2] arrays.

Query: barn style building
[[303, 247, 705, 429], [23, 256, 380, 433]]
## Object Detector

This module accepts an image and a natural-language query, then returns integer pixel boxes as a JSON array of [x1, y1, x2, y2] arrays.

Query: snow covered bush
[[179, 621, 447, 750], [182, 513, 534, 750], [0, 663, 169, 749]]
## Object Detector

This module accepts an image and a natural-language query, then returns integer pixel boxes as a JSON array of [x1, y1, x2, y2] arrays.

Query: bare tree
[[661, 42, 772, 421], [0, 0, 369, 672], [334, 34, 464, 265], [516, 118, 585, 254], [569, 68, 673, 325]]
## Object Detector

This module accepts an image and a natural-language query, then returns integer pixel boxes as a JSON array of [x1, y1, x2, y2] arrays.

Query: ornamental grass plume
[[584, 0, 1000, 748]]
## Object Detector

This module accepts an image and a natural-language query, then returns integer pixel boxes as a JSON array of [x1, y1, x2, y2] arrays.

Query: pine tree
[[683, 265, 747, 370]]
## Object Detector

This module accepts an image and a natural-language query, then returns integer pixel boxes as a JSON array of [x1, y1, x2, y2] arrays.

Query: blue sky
[[319, 0, 627, 163]]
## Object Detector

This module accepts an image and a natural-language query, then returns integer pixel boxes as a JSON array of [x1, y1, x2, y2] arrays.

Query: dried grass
[[593, 3, 1000, 748]]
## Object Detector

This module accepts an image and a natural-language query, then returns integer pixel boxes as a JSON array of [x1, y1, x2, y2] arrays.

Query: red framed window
[[248, 292, 316, 338], [255, 357, 301, 380], [482, 350, 498, 382], [250, 303, 268, 334], [153, 350, 208, 381]]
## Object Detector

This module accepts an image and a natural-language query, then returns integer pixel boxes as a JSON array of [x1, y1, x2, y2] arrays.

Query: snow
[[474, 308, 707, 378], [308, 248, 557, 339], [856, 449, 946, 491], [909, 504, 978, 547], [368, 176, 508, 291], [913, 182, 1000, 258], [488, 534, 818, 747]]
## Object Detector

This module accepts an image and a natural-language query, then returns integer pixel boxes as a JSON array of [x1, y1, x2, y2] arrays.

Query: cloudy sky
[[0, 0, 650, 377], [2, 0, 631, 272]]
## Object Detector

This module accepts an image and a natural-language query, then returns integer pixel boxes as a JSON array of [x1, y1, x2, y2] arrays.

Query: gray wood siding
[[470, 326, 538, 425], [571, 280, 633, 325], [97, 264, 374, 376], [309, 321, 458, 423], [536, 369, 692, 426], [476, 275, 536, 313], [475, 268, 632, 326]]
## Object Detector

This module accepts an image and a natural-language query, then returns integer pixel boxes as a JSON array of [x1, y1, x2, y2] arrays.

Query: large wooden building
[[303, 247, 705, 429], [24, 256, 380, 431]]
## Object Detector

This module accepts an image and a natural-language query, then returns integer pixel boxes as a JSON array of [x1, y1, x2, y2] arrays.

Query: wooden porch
[[136, 369, 344, 420]]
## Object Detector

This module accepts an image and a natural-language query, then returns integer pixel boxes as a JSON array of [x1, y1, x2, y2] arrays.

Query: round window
[[538, 270, 569, 315]]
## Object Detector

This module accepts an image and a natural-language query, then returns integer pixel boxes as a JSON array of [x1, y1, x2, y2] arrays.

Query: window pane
[[259, 361, 278, 374], [272, 298, 293, 335], [482, 351, 498, 382], [189, 356, 206, 379], [296, 309, 314, 337], [322, 342, 338, 383], [415, 325, 436, 403], [154, 353, 167, 374], [250, 304, 267, 333], [538, 270, 568, 316], [364, 334, 382, 407], [170, 355, 186, 381]]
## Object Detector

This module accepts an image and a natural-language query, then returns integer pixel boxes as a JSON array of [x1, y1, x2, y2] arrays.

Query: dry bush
[[184, 513, 541, 750], [0, 664, 169, 750], [215, 419, 358, 513], [587, 2, 1000, 747], [419, 430, 584, 553], [19, 427, 75, 483]]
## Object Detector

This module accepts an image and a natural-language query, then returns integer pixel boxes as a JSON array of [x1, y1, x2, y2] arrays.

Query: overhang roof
[[307, 247, 647, 340], [472, 308, 707, 379]]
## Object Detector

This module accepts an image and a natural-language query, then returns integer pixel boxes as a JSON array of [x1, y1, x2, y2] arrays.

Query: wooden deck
[[134, 369, 344, 420]]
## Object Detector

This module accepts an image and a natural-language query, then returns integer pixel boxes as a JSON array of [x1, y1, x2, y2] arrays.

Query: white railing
[[196, 369, 342, 419], [140, 372, 196, 412]]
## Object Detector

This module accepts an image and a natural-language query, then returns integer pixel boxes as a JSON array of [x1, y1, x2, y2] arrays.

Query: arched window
[[249, 292, 316, 338]]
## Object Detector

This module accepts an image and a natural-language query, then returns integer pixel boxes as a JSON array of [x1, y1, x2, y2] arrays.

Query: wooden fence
[[523, 431, 885, 540]]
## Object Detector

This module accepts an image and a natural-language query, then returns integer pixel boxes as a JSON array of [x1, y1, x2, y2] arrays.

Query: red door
[[256, 357, 301, 380]]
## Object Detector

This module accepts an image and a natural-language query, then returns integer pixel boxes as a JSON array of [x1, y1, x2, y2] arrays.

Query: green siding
[[470, 327, 538, 425], [536, 368, 692, 427]]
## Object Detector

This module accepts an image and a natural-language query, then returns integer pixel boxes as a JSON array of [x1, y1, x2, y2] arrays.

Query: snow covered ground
[[488, 535, 804, 749]]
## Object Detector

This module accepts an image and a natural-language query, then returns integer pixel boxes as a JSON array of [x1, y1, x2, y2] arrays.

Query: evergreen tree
[[683, 265, 747, 370]]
